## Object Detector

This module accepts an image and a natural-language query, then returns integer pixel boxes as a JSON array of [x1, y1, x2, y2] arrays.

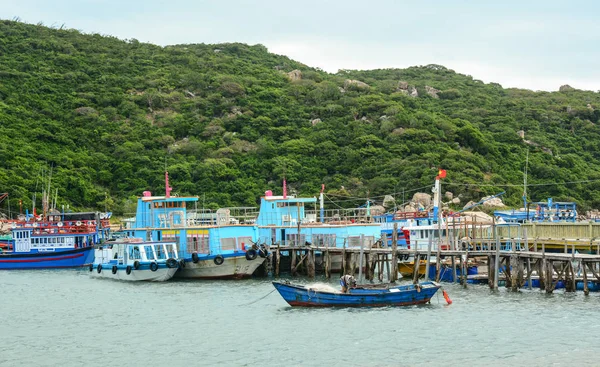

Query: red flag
[[437, 169, 447, 179]]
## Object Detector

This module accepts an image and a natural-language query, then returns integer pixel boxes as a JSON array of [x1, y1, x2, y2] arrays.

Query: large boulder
[[287, 70, 302, 81], [482, 196, 505, 207], [559, 84, 575, 92], [425, 85, 440, 98], [412, 193, 431, 208], [409, 86, 419, 97], [382, 195, 396, 208], [344, 79, 370, 90], [461, 211, 494, 223]]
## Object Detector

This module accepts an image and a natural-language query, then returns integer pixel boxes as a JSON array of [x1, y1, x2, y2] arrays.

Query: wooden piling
[[358, 235, 365, 283], [275, 243, 280, 277], [324, 249, 330, 278], [307, 249, 315, 278], [412, 254, 420, 284], [391, 227, 398, 283], [583, 261, 590, 296], [451, 255, 457, 283], [291, 248, 297, 276]]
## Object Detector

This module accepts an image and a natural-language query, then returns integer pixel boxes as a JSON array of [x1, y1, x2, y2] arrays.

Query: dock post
[[451, 255, 457, 283], [583, 260, 590, 295], [291, 247, 297, 276], [488, 255, 495, 289], [426, 235, 433, 282], [493, 219, 500, 290], [307, 249, 315, 278], [324, 248, 330, 278], [458, 254, 464, 286], [526, 258, 532, 290], [546, 260, 554, 293], [516, 256, 524, 289], [275, 243, 280, 277], [539, 244, 546, 291], [341, 240, 346, 275], [358, 235, 365, 283], [412, 254, 420, 284], [391, 225, 398, 282]]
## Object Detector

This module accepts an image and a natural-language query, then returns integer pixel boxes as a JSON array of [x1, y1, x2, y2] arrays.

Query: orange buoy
[[442, 290, 452, 305]]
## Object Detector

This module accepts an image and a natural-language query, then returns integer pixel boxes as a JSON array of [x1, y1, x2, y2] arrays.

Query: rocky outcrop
[[310, 118, 322, 126], [517, 130, 525, 139], [412, 193, 431, 208], [397, 81, 409, 91], [287, 69, 302, 81], [559, 84, 575, 92], [444, 191, 453, 200], [425, 85, 440, 98], [74, 106, 98, 115], [409, 86, 419, 97], [344, 79, 370, 90], [382, 195, 396, 208]]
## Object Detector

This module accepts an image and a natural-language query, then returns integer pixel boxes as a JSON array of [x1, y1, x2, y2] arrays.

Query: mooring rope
[[238, 288, 277, 306]]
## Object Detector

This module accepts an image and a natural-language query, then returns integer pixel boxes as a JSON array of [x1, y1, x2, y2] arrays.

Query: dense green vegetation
[[1, 20, 599, 215]]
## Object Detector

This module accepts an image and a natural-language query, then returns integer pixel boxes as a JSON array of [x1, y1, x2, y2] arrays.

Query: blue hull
[[0, 247, 94, 270], [273, 281, 441, 307]]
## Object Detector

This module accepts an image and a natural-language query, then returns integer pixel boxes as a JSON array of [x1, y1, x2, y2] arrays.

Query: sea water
[[1, 270, 599, 366]]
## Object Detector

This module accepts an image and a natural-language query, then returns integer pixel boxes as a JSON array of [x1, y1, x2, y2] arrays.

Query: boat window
[[165, 244, 177, 258], [144, 245, 155, 260], [129, 246, 142, 260], [155, 245, 166, 260]]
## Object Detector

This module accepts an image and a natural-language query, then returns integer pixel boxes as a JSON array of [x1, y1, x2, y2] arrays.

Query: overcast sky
[[4, 0, 600, 91]]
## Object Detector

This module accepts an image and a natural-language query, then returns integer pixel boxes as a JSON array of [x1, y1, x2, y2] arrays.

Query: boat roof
[[140, 196, 198, 202]]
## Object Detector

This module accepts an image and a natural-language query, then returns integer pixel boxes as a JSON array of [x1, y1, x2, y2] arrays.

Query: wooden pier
[[265, 234, 600, 295]]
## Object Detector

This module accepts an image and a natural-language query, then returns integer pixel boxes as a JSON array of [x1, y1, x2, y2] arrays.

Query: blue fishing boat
[[272, 280, 441, 307], [0, 221, 102, 269]]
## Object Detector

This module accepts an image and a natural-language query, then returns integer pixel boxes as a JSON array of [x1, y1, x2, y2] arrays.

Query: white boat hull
[[90, 267, 178, 281], [177, 255, 265, 279]]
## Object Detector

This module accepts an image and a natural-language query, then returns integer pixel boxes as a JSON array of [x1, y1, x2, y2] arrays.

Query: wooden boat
[[272, 280, 441, 307]]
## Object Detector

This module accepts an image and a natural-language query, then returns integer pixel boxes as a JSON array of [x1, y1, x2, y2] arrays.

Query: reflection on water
[[1, 269, 599, 366]]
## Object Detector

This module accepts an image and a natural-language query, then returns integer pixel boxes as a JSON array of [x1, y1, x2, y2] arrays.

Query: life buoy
[[133, 261, 140, 270], [57, 222, 63, 227], [245, 249, 257, 261], [150, 262, 158, 272], [76, 221, 82, 226], [112, 265, 118, 274], [32, 222, 38, 228], [89, 263, 93, 272], [166, 258, 178, 268], [97, 264, 102, 273], [214, 255, 224, 265], [192, 252, 199, 263], [126, 266, 132, 275]]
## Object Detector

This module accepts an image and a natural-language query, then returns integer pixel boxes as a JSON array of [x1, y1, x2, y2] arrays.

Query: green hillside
[[1, 20, 599, 215]]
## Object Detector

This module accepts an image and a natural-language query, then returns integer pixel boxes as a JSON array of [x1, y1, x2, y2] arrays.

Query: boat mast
[[523, 149, 529, 219]]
